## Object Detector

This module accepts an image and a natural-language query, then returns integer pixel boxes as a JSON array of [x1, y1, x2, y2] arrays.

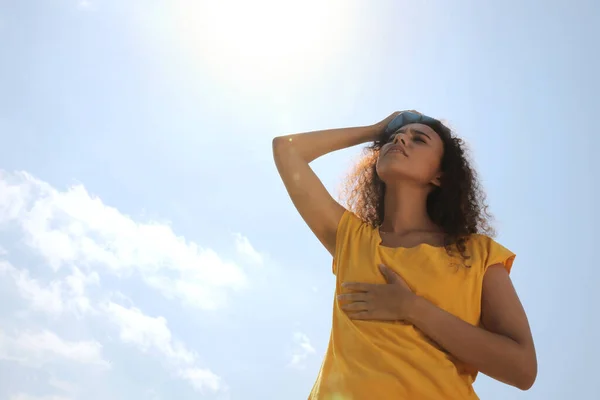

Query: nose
[[393, 134, 406, 146]]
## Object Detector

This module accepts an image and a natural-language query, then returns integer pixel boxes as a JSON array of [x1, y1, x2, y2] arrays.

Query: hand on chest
[[338, 246, 478, 314]]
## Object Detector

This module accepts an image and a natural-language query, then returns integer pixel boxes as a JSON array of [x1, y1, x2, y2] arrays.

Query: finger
[[347, 311, 372, 320], [337, 293, 369, 302], [340, 301, 368, 312], [378, 264, 400, 284], [342, 282, 373, 292]]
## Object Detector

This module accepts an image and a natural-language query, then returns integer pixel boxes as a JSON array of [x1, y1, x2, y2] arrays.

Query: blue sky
[[0, 1, 598, 399]]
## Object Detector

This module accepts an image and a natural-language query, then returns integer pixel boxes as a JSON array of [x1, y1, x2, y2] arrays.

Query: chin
[[378, 166, 417, 183]]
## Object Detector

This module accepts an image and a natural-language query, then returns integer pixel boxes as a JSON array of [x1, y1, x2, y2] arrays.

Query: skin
[[376, 122, 445, 241], [272, 112, 537, 391]]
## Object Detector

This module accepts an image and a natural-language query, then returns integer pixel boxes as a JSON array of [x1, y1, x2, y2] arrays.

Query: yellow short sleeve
[[484, 237, 516, 274], [332, 210, 365, 275]]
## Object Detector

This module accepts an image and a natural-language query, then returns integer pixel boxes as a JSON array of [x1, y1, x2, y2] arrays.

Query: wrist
[[404, 295, 429, 325], [364, 123, 383, 141]]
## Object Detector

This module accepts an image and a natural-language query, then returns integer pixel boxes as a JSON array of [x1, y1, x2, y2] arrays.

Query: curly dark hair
[[341, 119, 494, 262]]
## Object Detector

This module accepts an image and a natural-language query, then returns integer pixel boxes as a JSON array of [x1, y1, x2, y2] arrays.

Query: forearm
[[273, 125, 379, 163], [408, 297, 536, 390]]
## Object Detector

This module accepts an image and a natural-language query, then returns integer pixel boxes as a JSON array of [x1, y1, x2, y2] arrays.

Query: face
[[376, 123, 444, 188]]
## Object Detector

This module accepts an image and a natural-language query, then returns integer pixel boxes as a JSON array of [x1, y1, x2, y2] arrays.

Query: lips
[[386, 144, 408, 157]]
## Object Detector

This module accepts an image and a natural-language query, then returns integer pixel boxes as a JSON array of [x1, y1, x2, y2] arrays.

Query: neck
[[380, 183, 439, 234]]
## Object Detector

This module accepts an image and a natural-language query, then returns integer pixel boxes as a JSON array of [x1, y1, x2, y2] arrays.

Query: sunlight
[[174, 0, 354, 90]]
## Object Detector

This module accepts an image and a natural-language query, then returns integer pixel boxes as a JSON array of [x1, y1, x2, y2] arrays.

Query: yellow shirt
[[309, 211, 515, 400]]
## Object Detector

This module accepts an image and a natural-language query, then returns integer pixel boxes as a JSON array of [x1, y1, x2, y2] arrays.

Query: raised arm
[[272, 114, 397, 255]]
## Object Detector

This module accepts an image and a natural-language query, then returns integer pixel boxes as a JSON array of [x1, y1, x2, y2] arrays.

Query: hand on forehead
[[385, 111, 438, 134]]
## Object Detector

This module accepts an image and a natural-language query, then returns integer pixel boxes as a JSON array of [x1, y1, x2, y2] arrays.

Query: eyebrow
[[395, 128, 432, 141]]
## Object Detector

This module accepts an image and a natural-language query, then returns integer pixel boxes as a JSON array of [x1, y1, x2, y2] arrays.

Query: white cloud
[[0, 170, 258, 395], [12, 268, 64, 315], [104, 302, 195, 364], [104, 301, 222, 393], [288, 332, 315, 369], [10, 394, 71, 400], [0, 329, 109, 369], [0, 170, 247, 310], [0, 261, 98, 316], [47, 377, 77, 394], [63, 267, 99, 315], [234, 233, 264, 266], [179, 367, 222, 393]]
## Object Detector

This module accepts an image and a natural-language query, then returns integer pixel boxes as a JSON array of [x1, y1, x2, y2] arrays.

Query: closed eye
[[393, 128, 432, 144]]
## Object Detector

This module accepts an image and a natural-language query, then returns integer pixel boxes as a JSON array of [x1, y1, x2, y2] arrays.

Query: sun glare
[[174, 0, 354, 90]]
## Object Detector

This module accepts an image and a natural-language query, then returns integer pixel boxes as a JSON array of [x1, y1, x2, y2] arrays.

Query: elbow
[[272, 136, 289, 158], [515, 356, 537, 391], [272, 135, 303, 163], [272, 135, 291, 149], [272, 136, 284, 149], [518, 368, 537, 391], [515, 372, 536, 391]]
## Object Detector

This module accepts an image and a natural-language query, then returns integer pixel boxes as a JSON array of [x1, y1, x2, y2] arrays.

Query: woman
[[272, 111, 537, 399]]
